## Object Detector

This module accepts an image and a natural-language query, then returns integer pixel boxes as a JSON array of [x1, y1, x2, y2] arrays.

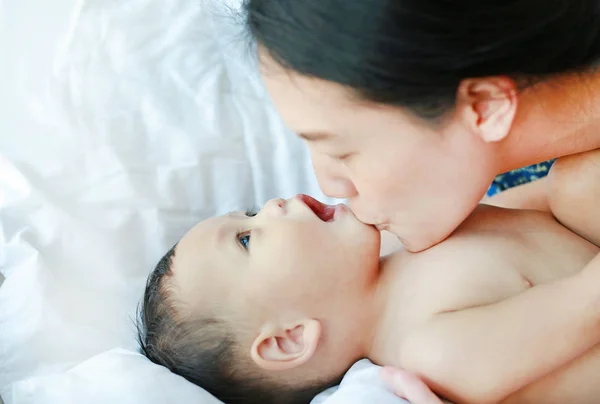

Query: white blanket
[[0, 0, 408, 403], [6, 350, 402, 404]]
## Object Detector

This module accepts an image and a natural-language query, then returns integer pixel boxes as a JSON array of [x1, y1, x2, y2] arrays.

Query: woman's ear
[[250, 319, 322, 371], [456, 77, 518, 143]]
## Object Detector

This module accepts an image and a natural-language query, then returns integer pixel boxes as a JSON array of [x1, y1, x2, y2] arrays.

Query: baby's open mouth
[[296, 194, 346, 222]]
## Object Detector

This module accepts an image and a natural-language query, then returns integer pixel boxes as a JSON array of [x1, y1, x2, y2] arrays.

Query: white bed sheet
[[0, 0, 408, 403]]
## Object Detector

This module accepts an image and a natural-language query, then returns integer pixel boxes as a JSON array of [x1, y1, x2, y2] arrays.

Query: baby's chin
[[345, 232, 382, 282], [351, 220, 382, 254]]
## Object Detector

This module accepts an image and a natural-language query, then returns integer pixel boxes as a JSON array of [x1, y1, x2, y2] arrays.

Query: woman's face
[[261, 58, 500, 252]]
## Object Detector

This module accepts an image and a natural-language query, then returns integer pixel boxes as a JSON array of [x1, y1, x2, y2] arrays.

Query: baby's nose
[[262, 198, 287, 215]]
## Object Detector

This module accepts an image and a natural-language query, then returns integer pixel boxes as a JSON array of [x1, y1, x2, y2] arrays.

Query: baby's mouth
[[295, 194, 342, 222]]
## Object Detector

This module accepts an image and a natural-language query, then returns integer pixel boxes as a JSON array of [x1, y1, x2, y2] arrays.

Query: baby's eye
[[238, 231, 251, 250], [245, 208, 258, 217]]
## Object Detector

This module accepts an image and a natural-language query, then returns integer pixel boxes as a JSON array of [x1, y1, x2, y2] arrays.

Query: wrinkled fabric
[[486, 160, 555, 197], [0, 1, 407, 403]]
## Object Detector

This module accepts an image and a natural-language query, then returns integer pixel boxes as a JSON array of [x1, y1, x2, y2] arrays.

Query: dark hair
[[245, 0, 600, 119], [137, 245, 336, 404]]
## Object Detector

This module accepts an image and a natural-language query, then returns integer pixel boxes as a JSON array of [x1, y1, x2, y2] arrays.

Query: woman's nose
[[321, 177, 357, 199], [312, 158, 358, 199]]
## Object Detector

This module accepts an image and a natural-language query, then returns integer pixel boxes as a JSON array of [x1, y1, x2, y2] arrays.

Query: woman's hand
[[380, 367, 444, 404]]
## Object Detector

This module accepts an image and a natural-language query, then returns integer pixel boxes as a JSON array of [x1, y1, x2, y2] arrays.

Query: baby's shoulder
[[393, 205, 569, 318], [404, 230, 531, 316]]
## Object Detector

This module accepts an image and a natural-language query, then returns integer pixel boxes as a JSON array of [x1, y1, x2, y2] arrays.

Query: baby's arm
[[399, 253, 600, 404]]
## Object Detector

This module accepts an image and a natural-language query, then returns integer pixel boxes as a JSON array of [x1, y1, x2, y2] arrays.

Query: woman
[[243, 1, 600, 402]]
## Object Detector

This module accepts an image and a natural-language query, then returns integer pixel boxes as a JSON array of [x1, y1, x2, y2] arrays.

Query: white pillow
[[6, 351, 405, 404], [0, 1, 407, 403], [6, 349, 221, 404]]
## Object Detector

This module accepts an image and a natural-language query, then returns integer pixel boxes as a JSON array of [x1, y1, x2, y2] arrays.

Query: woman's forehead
[[261, 64, 413, 140], [261, 64, 360, 127]]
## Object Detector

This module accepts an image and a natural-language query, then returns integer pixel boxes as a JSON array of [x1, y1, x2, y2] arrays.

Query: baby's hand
[[380, 367, 444, 404]]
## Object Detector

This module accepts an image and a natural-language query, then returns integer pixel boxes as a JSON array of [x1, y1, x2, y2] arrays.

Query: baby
[[137, 183, 600, 402], [137, 191, 600, 403]]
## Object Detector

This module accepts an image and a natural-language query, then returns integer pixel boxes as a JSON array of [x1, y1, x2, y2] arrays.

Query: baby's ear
[[250, 319, 321, 371]]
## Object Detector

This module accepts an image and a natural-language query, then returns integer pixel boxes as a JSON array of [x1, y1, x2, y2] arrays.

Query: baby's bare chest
[[397, 211, 598, 319], [455, 210, 599, 287]]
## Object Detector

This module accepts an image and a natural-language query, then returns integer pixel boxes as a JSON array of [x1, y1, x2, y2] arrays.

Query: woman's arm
[[481, 176, 550, 212], [483, 149, 600, 247], [501, 340, 600, 403], [548, 149, 600, 247], [399, 253, 600, 404]]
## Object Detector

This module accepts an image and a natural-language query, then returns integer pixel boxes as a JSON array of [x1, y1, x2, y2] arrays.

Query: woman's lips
[[376, 223, 389, 231]]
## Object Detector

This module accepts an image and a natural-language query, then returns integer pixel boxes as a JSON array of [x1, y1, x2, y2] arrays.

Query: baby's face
[[170, 194, 381, 330]]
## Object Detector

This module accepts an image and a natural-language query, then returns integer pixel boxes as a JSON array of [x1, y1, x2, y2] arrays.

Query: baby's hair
[[137, 244, 335, 403]]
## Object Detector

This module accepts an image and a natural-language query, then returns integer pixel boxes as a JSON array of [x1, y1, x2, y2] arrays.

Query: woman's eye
[[238, 232, 251, 250], [334, 153, 352, 161]]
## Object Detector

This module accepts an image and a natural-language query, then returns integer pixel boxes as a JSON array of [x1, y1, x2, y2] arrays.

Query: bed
[[0, 0, 407, 403]]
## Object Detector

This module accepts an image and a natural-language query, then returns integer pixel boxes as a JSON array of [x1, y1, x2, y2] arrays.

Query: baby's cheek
[[242, 256, 301, 298], [234, 278, 284, 320]]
